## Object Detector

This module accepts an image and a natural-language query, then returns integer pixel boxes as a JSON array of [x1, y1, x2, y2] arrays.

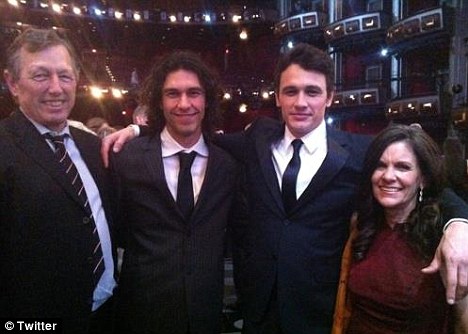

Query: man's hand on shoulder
[[422, 220, 468, 304], [101, 125, 138, 167]]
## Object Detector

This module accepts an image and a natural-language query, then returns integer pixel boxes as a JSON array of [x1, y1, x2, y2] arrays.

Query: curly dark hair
[[139, 51, 222, 138], [353, 124, 446, 261], [273, 43, 334, 98]]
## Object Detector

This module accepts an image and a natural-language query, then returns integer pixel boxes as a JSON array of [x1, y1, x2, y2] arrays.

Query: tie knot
[[291, 139, 303, 153], [44, 133, 67, 150], [178, 151, 197, 170]]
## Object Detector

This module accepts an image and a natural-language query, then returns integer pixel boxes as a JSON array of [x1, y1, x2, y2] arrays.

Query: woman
[[333, 124, 468, 333]]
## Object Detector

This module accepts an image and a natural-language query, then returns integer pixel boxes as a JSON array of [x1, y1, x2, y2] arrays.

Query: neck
[[384, 201, 417, 229]]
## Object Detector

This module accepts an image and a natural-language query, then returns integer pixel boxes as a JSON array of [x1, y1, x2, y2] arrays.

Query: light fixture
[[239, 29, 248, 40], [51, 3, 61, 13], [73, 6, 81, 15], [239, 103, 248, 113], [7, 0, 19, 7]]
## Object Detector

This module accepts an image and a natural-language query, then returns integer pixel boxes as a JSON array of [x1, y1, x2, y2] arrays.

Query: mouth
[[379, 186, 401, 193], [43, 100, 66, 108], [174, 111, 199, 117], [290, 112, 311, 118]]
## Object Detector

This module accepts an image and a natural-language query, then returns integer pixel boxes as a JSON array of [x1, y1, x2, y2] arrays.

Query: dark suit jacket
[[217, 117, 468, 334], [111, 134, 239, 334], [217, 117, 372, 333], [0, 111, 116, 334]]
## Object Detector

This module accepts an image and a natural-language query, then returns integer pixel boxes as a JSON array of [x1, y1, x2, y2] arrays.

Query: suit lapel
[[142, 135, 178, 210], [295, 134, 349, 210], [193, 140, 225, 221], [255, 124, 285, 214], [6, 112, 84, 207]]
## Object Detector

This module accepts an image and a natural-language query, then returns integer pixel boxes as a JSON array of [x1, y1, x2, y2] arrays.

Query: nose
[[294, 91, 307, 108], [177, 93, 191, 110], [382, 167, 396, 180], [48, 74, 63, 94]]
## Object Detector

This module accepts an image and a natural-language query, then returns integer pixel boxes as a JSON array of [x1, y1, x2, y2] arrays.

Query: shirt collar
[[21, 109, 71, 137], [161, 127, 209, 158], [281, 120, 327, 154]]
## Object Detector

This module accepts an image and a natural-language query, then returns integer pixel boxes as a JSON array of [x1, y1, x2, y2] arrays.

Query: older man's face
[[5, 45, 77, 132]]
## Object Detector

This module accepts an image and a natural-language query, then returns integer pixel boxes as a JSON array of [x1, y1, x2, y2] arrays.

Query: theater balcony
[[386, 6, 454, 52], [274, 10, 327, 44], [324, 11, 392, 49]]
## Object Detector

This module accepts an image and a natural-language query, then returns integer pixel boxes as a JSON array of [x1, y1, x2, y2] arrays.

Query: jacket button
[[87, 257, 93, 264], [83, 217, 91, 225]]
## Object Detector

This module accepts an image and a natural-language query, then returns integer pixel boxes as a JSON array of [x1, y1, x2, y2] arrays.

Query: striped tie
[[45, 133, 105, 286]]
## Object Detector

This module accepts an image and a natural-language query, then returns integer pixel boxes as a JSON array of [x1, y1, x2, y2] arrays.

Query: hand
[[100, 125, 136, 167], [422, 221, 468, 304]]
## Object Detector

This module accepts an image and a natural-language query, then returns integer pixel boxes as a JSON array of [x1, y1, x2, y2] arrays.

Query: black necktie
[[45, 134, 105, 285], [177, 151, 197, 220], [282, 139, 303, 213]]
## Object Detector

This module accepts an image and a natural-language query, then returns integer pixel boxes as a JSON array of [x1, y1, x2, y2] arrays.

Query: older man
[[0, 28, 117, 334]]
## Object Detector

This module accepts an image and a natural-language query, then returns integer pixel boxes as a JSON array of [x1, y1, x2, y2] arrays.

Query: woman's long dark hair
[[353, 124, 446, 261]]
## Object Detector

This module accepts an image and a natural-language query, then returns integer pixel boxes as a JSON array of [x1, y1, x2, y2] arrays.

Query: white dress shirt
[[271, 120, 328, 200], [160, 127, 209, 204], [28, 115, 116, 311]]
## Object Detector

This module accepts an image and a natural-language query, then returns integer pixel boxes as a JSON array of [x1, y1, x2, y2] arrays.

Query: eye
[[395, 162, 412, 171], [32, 73, 49, 82], [164, 90, 180, 98], [305, 88, 321, 96], [59, 74, 75, 83], [282, 88, 298, 96], [187, 89, 204, 98], [375, 161, 387, 170]]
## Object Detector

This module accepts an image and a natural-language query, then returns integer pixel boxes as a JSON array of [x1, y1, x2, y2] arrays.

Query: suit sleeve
[[439, 188, 468, 224], [109, 151, 129, 249], [227, 163, 250, 301]]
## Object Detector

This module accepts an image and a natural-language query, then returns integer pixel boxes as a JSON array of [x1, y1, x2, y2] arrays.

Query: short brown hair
[[5, 28, 80, 81], [274, 43, 335, 98]]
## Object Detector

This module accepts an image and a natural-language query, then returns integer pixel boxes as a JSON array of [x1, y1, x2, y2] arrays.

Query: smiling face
[[161, 69, 206, 147], [5, 45, 77, 132], [276, 64, 333, 138], [371, 141, 424, 221]]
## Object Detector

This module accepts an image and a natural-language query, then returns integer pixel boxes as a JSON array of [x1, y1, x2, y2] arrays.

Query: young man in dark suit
[[0, 28, 117, 334], [103, 44, 468, 334], [110, 51, 240, 334]]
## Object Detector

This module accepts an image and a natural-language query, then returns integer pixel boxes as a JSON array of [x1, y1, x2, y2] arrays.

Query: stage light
[[133, 12, 141, 21], [239, 104, 247, 113], [232, 15, 242, 23], [114, 11, 123, 19], [73, 6, 81, 15], [90, 86, 104, 99], [239, 29, 248, 40], [7, 0, 19, 7], [112, 88, 123, 99], [51, 3, 61, 13]]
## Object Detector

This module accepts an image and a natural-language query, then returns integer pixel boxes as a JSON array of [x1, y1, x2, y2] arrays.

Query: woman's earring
[[418, 187, 424, 203]]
